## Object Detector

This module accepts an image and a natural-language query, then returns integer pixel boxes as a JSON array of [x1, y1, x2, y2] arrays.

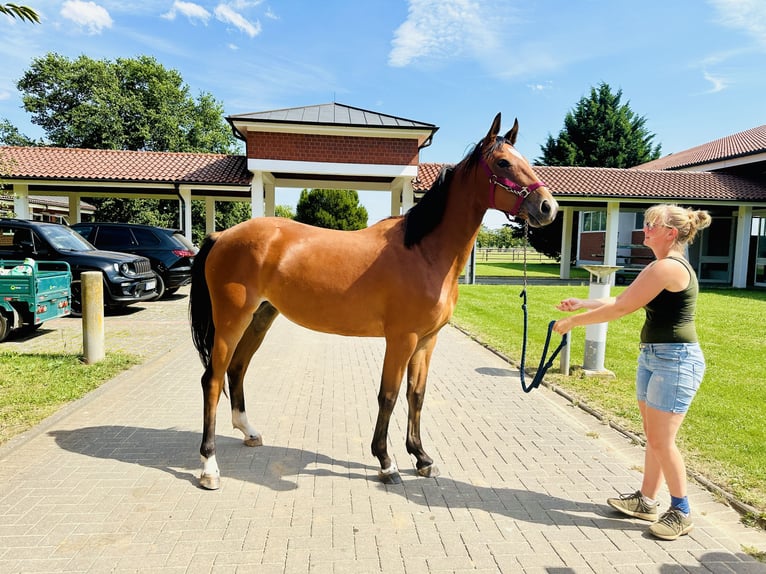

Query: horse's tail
[[189, 233, 219, 369]]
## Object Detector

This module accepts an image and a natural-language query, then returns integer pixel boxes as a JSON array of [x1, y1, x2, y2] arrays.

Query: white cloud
[[703, 71, 728, 93], [389, 0, 491, 67], [60, 0, 113, 34], [162, 1, 211, 23], [709, 0, 766, 47], [0, 90, 10, 102], [214, 4, 261, 37], [527, 81, 553, 93]]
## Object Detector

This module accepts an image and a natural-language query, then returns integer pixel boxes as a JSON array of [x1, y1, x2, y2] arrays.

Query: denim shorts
[[635, 343, 705, 414]]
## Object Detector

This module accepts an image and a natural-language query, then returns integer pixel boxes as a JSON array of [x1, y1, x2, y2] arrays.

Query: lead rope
[[518, 222, 569, 393]]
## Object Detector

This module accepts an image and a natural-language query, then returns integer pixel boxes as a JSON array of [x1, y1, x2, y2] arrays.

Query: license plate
[[145, 280, 156, 291]]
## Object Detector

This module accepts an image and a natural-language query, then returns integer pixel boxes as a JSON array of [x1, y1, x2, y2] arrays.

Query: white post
[[81, 271, 105, 364], [580, 265, 621, 377], [13, 184, 30, 219]]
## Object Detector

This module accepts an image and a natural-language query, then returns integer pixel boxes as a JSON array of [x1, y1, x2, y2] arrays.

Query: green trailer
[[0, 259, 72, 342]]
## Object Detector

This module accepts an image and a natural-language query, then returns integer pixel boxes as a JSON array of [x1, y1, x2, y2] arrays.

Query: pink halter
[[479, 156, 546, 217]]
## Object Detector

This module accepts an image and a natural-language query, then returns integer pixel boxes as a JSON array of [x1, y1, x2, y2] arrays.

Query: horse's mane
[[404, 139, 498, 248]]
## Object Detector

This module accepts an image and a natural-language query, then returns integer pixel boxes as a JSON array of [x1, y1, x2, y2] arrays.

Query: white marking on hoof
[[200, 455, 220, 490], [232, 410, 261, 446]]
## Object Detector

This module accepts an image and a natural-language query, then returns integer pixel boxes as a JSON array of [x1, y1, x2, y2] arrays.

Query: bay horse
[[189, 113, 558, 490]]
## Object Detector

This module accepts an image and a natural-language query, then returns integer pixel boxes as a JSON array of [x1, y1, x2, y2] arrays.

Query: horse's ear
[[485, 113, 502, 142], [504, 118, 519, 146]]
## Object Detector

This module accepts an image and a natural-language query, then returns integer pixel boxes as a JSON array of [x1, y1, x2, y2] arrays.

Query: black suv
[[0, 218, 157, 315], [71, 222, 197, 299]]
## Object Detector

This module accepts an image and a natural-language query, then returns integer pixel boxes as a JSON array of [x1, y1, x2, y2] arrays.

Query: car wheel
[[0, 312, 10, 342], [69, 280, 82, 317], [150, 272, 166, 300]]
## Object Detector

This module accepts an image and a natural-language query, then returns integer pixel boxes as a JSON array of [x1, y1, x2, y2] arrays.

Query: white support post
[[68, 194, 81, 224], [401, 178, 414, 215], [559, 207, 573, 280], [205, 197, 216, 235], [264, 181, 276, 217], [732, 205, 752, 288], [604, 201, 621, 285], [250, 171, 265, 219], [178, 186, 192, 243], [13, 184, 30, 219]]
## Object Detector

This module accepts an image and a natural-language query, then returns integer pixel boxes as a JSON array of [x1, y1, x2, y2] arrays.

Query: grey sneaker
[[648, 508, 693, 540], [606, 490, 659, 522]]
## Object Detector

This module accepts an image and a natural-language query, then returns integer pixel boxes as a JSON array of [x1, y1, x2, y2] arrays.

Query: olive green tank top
[[640, 257, 699, 344]]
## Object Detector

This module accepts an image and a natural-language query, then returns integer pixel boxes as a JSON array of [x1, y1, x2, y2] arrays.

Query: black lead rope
[[518, 223, 568, 393]]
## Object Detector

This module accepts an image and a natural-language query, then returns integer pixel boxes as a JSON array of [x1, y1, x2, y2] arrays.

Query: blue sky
[[1, 0, 765, 228]]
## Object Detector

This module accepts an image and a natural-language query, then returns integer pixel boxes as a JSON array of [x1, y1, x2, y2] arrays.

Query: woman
[[553, 204, 711, 540]]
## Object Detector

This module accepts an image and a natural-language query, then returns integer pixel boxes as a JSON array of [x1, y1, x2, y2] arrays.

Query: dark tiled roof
[[0, 146, 251, 185], [228, 102, 437, 130], [637, 125, 766, 171], [413, 163, 766, 202]]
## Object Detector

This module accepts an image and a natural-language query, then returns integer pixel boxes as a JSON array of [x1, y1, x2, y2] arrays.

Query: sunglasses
[[644, 221, 671, 230]]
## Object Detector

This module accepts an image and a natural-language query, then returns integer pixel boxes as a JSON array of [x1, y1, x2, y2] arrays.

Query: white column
[[178, 186, 192, 243], [401, 178, 414, 215], [604, 201, 621, 284], [205, 197, 216, 235], [13, 184, 30, 219], [732, 205, 752, 288], [68, 194, 81, 223], [250, 171, 265, 218], [264, 181, 276, 217], [559, 206, 573, 279]]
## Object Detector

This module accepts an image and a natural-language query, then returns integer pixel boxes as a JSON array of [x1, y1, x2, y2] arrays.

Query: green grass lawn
[[452, 283, 766, 514], [0, 352, 139, 445]]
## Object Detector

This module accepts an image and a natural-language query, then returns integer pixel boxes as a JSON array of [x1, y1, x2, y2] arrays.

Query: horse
[[189, 113, 559, 490]]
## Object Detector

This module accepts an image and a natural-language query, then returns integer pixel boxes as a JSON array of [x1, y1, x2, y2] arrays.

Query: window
[[582, 211, 606, 232]]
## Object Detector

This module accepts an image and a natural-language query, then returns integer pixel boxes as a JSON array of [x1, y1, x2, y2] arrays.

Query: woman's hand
[[553, 317, 574, 335], [556, 298, 585, 312]]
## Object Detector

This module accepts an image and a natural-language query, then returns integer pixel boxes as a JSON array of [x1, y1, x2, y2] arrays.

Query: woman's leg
[[638, 400, 665, 499], [642, 404, 687, 499]]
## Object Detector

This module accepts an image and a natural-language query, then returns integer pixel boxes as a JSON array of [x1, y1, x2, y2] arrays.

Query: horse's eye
[[497, 159, 510, 168]]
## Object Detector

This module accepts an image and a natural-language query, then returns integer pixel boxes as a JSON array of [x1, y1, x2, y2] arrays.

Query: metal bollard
[[81, 271, 105, 364]]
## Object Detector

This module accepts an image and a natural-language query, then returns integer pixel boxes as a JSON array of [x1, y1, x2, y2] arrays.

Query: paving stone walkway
[[1, 287, 764, 573]]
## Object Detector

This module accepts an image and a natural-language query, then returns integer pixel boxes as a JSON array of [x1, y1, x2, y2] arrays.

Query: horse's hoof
[[200, 473, 221, 490], [378, 465, 402, 485], [243, 435, 263, 447], [417, 464, 440, 478]]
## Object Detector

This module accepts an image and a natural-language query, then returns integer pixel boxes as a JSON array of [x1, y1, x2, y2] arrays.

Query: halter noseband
[[479, 156, 546, 217]]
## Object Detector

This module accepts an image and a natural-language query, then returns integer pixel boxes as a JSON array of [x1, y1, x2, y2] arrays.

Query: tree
[[14, 53, 242, 234], [538, 82, 661, 167], [1, 4, 39, 23], [17, 53, 239, 153], [275, 204, 295, 218], [521, 82, 662, 258], [295, 189, 368, 230], [0, 118, 39, 146]]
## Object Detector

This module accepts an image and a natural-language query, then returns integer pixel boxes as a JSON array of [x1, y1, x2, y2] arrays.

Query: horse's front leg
[[371, 335, 416, 484], [228, 302, 280, 447], [406, 333, 440, 478]]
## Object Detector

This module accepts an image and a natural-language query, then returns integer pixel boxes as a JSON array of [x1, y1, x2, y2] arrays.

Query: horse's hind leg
[[228, 302, 280, 447], [406, 333, 440, 478]]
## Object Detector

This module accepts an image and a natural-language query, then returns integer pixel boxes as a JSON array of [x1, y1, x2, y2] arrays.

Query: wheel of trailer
[[0, 312, 10, 343], [69, 280, 82, 317]]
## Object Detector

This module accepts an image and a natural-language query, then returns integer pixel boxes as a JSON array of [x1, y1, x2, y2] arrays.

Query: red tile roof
[[413, 163, 766, 202], [636, 125, 766, 171], [0, 146, 251, 185]]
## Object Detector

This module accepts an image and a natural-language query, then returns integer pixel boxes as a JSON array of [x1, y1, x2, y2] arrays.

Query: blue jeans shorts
[[635, 343, 705, 414]]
